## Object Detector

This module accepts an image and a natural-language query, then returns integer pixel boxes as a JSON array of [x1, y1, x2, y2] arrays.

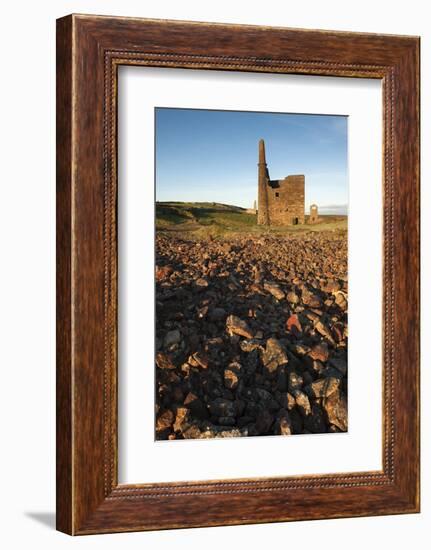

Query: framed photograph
[[56, 14, 420, 534]]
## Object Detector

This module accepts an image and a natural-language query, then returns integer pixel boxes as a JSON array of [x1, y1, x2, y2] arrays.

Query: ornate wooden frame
[[56, 14, 420, 535]]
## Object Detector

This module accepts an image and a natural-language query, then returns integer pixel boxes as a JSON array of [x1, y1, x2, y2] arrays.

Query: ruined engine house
[[257, 139, 305, 226]]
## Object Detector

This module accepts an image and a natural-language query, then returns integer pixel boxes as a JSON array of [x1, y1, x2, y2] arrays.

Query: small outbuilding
[[309, 204, 319, 224]]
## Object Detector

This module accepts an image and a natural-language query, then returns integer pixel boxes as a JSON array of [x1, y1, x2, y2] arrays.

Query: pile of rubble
[[155, 232, 348, 440]]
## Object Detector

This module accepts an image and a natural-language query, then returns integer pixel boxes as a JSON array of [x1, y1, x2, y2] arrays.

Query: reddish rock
[[155, 265, 173, 282], [286, 313, 302, 335]]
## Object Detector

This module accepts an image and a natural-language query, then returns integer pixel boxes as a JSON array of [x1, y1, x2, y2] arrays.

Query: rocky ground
[[155, 231, 348, 440]]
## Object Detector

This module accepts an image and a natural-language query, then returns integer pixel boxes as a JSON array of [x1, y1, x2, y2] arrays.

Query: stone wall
[[266, 175, 305, 225]]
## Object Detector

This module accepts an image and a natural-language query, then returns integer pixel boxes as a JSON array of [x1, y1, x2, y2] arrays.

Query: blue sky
[[155, 108, 348, 214]]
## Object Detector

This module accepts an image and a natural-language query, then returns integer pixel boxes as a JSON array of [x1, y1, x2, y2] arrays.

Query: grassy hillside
[[156, 202, 347, 237]]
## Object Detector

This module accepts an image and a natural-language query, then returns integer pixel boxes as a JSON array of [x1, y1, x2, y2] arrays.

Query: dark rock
[[320, 366, 344, 380], [255, 410, 274, 434], [234, 399, 246, 417], [276, 369, 288, 391], [164, 329, 181, 348], [238, 416, 255, 428], [208, 398, 236, 418], [217, 416, 237, 426], [329, 357, 347, 376], [304, 403, 327, 433], [209, 307, 227, 321], [302, 371, 314, 386], [184, 393, 210, 420], [289, 408, 304, 433]]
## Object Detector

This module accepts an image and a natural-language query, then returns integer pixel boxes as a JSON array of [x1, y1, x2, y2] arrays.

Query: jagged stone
[[263, 281, 285, 300], [226, 315, 254, 338], [261, 338, 288, 373], [323, 390, 348, 431], [293, 390, 312, 416], [306, 376, 340, 398], [156, 352, 176, 370]]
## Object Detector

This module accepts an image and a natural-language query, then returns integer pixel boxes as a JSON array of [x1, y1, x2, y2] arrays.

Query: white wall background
[[0, 1, 427, 548]]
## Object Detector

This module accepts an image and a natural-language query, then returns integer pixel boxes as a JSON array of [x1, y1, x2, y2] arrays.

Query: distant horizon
[[155, 200, 348, 216], [155, 107, 348, 212]]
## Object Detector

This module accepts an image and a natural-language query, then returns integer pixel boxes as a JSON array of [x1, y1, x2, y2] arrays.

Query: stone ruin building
[[309, 203, 319, 224], [257, 139, 305, 226]]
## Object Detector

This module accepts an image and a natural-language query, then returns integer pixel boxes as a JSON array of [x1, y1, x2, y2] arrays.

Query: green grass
[[156, 202, 347, 238]]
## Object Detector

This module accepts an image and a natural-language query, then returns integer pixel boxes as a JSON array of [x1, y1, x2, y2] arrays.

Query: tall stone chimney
[[257, 139, 270, 225]]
